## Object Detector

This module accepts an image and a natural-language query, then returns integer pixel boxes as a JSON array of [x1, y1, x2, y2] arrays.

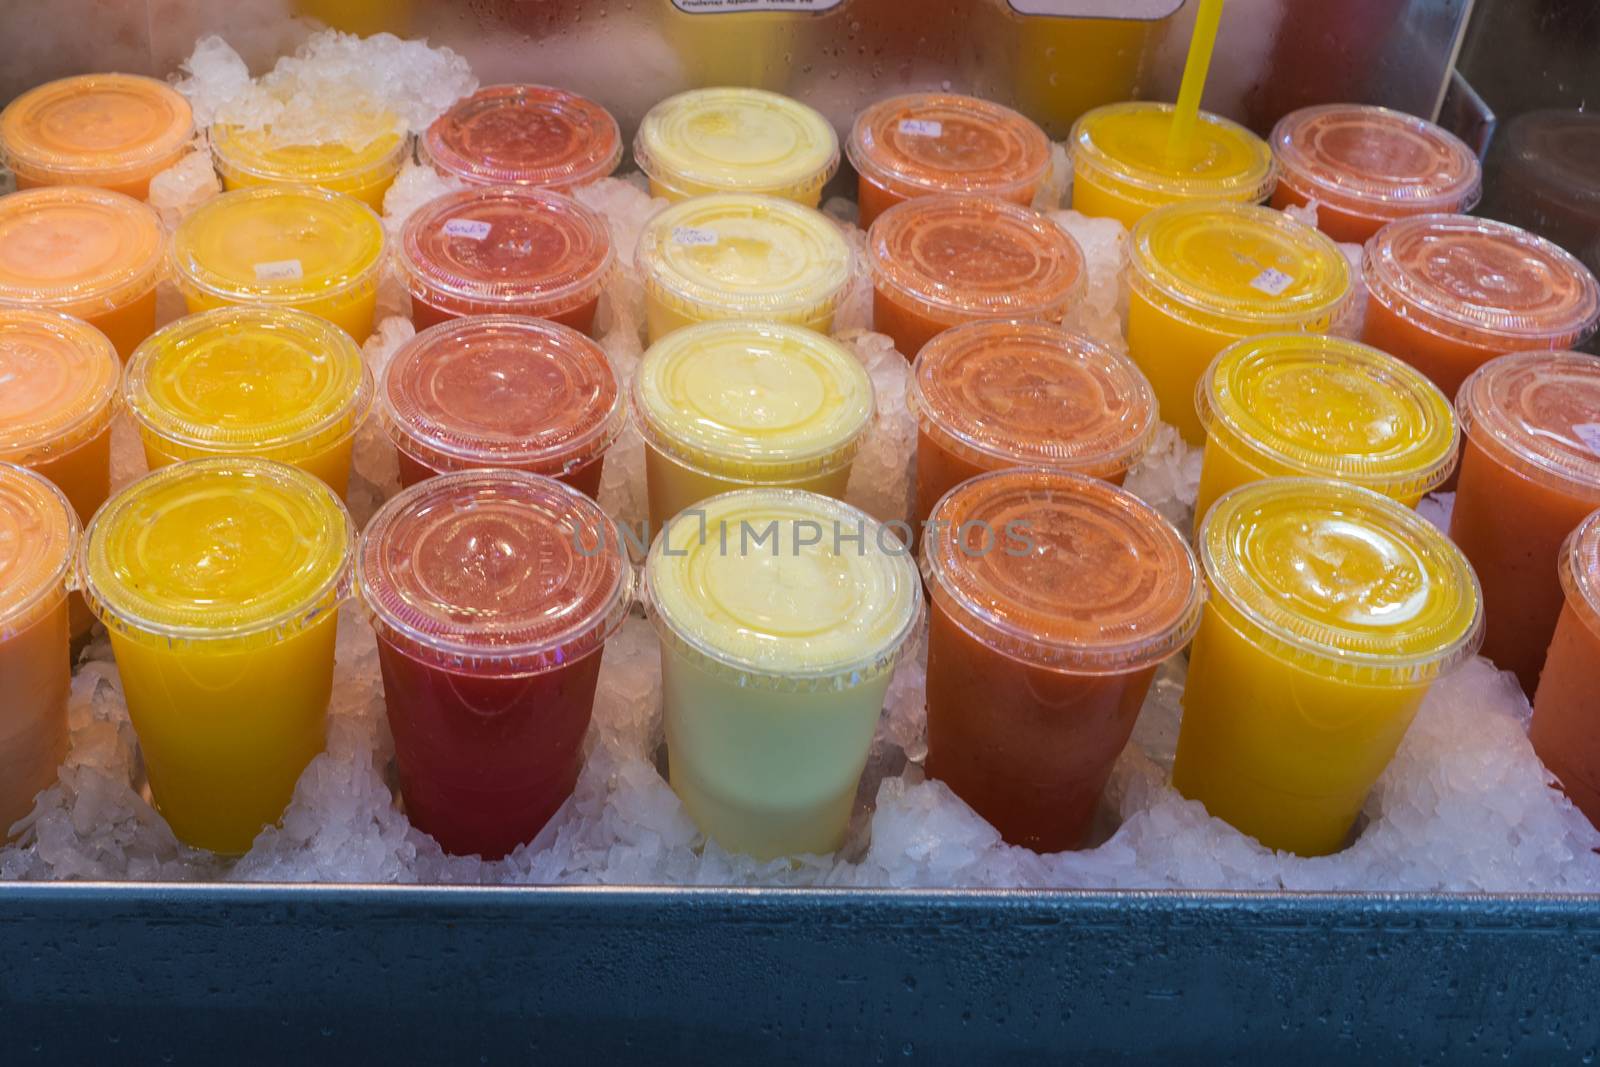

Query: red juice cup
[[356, 469, 633, 859], [1450, 351, 1600, 694], [378, 315, 625, 497], [396, 187, 614, 335], [422, 84, 623, 192], [920, 469, 1203, 851], [1532, 508, 1600, 826]]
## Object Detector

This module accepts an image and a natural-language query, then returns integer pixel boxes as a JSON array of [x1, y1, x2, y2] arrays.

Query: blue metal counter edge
[[3, 884, 1598, 1063]]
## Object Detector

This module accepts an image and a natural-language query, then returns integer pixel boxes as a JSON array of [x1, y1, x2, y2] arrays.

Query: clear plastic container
[[0, 73, 194, 200], [124, 307, 373, 496], [636, 193, 852, 342], [920, 468, 1202, 851], [423, 84, 623, 191], [1531, 508, 1600, 826], [210, 110, 407, 211], [1174, 478, 1483, 856], [643, 488, 921, 860], [380, 315, 624, 498], [868, 195, 1086, 358]]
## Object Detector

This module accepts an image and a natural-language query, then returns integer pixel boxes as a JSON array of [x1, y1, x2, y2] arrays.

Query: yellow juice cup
[[210, 110, 408, 212], [1070, 101, 1276, 228], [636, 194, 852, 343], [633, 88, 839, 207], [633, 320, 874, 532], [1193, 334, 1458, 526], [124, 307, 373, 497], [1127, 201, 1350, 443], [643, 489, 921, 860], [171, 185, 385, 343], [80, 458, 355, 854], [1172, 478, 1482, 856]]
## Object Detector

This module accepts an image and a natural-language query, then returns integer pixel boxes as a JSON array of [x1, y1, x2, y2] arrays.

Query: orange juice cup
[[1531, 509, 1600, 827], [423, 84, 623, 191]]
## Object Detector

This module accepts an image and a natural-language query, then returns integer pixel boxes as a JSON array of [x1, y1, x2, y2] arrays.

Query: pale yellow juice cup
[[210, 110, 407, 212]]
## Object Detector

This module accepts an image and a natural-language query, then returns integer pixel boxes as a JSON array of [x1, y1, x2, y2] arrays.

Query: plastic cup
[[1069, 102, 1276, 228], [357, 470, 633, 859], [209, 112, 407, 212], [1362, 215, 1600, 404], [908, 320, 1156, 535], [921, 469, 1202, 851], [397, 186, 613, 336], [422, 84, 622, 191], [1531, 509, 1600, 826], [847, 93, 1052, 229], [0, 186, 165, 360], [633, 320, 874, 532], [1127, 201, 1350, 443], [1173, 478, 1483, 856], [1193, 334, 1458, 525], [636, 193, 852, 343], [0, 73, 194, 200], [80, 458, 355, 854], [644, 489, 921, 860], [124, 307, 373, 497], [0, 463, 77, 840], [379, 315, 624, 497], [633, 88, 839, 207], [171, 185, 385, 343], [1449, 352, 1600, 694], [868, 195, 1086, 359], [1269, 104, 1482, 244]]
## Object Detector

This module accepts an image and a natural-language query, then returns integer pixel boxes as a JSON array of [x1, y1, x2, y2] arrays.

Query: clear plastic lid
[[847, 93, 1051, 202], [633, 320, 874, 482], [636, 194, 852, 322], [634, 88, 840, 200], [356, 469, 633, 676], [81, 457, 354, 648], [1200, 478, 1482, 683], [0, 461, 77, 638], [910, 320, 1155, 479], [124, 307, 372, 463], [171, 185, 384, 305], [921, 468, 1202, 674], [643, 488, 921, 691], [0, 73, 194, 185], [1197, 334, 1458, 498], [1070, 102, 1276, 206], [380, 315, 624, 478], [1559, 508, 1600, 641], [1363, 215, 1600, 349], [1456, 350, 1600, 499], [210, 109, 406, 187], [0, 186, 165, 312], [423, 84, 623, 190], [397, 186, 614, 318], [1129, 201, 1350, 331], [868, 195, 1086, 325], [0, 308, 119, 465]]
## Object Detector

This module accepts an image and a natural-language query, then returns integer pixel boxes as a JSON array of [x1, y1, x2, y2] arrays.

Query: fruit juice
[[124, 307, 372, 497], [1193, 334, 1457, 525], [1269, 105, 1482, 244], [644, 489, 921, 860], [908, 320, 1156, 534], [1449, 352, 1600, 694], [1012, 16, 1150, 140], [1069, 102, 1276, 228], [209, 111, 407, 211], [357, 470, 633, 859], [0, 186, 164, 359], [634, 88, 839, 207], [1362, 215, 1600, 404], [380, 315, 624, 497], [1531, 509, 1600, 825], [80, 458, 355, 854], [868, 195, 1086, 359], [1173, 479, 1482, 856], [171, 185, 385, 343], [664, 9, 798, 94], [423, 84, 623, 191], [633, 320, 873, 531], [397, 186, 613, 335], [0, 464, 76, 839], [0, 73, 194, 200], [847, 93, 1052, 228], [1126, 201, 1350, 443], [920, 469, 1202, 851], [636, 194, 852, 343]]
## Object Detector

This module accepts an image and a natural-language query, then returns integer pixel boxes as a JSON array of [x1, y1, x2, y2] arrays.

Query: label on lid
[[1575, 423, 1600, 458], [1007, 0, 1182, 16], [671, 0, 842, 11], [899, 119, 944, 138], [673, 226, 719, 247], [1250, 268, 1295, 297], [253, 259, 304, 282], [442, 219, 493, 241]]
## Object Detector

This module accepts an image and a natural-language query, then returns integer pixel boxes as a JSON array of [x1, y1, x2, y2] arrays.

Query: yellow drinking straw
[[1166, 0, 1227, 161]]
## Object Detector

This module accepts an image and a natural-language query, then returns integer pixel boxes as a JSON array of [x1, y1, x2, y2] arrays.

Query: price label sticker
[[253, 259, 304, 282], [443, 219, 493, 241], [673, 227, 720, 247], [1574, 423, 1600, 457], [1249, 269, 1295, 297], [898, 119, 944, 138]]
